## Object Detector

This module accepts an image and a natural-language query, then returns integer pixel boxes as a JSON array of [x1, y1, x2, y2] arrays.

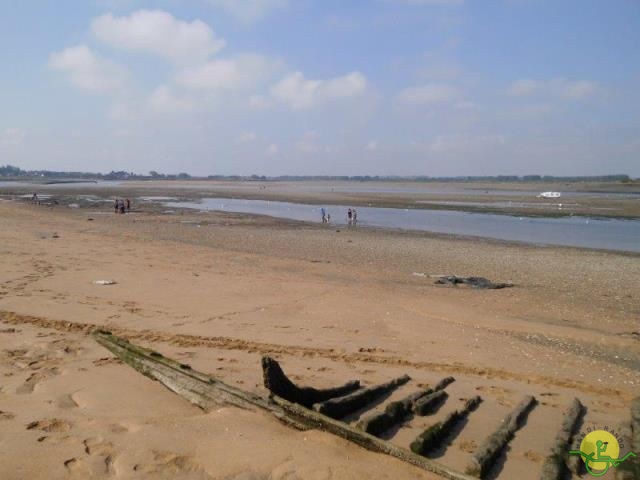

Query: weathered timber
[[435, 276, 513, 290], [92, 331, 308, 430], [262, 356, 360, 408], [538, 398, 584, 480], [411, 396, 483, 456], [356, 376, 455, 437], [413, 390, 449, 416], [270, 395, 477, 480], [313, 374, 411, 419], [466, 395, 537, 478], [615, 397, 640, 480], [93, 331, 477, 480]]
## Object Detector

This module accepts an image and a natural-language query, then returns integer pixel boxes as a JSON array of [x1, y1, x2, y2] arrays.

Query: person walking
[[347, 208, 352, 225], [125, 198, 131, 212], [114, 198, 119, 214], [320, 207, 326, 223], [352, 208, 357, 225]]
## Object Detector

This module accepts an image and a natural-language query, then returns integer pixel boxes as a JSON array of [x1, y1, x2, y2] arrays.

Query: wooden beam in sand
[[92, 331, 476, 480], [538, 398, 584, 480], [465, 395, 537, 479], [410, 396, 482, 457], [615, 397, 640, 480], [356, 376, 455, 437], [312, 374, 411, 419], [413, 390, 449, 416], [262, 356, 360, 408]]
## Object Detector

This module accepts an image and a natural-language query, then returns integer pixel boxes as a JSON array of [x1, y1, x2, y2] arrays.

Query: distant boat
[[537, 191, 561, 198]]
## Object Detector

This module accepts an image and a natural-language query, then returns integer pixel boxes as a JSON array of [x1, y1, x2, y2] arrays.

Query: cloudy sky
[[1, 1, 639, 176]]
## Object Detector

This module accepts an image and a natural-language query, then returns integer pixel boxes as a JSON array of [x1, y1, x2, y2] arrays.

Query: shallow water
[[163, 198, 640, 253]]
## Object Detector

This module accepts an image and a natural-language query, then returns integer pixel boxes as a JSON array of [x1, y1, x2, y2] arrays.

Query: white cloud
[[175, 54, 279, 90], [266, 143, 279, 156], [271, 71, 367, 109], [508, 79, 537, 96], [295, 131, 322, 153], [563, 80, 599, 99], [237, 131, 257, 143], [397, 83, 461, 105], [49, 45, 128, 94], [247, 94, 272, 110], [91, 10, 225, 65], [0, 128, 26, 146], [366, 140, 378, 151], [507, 78, 599, 100], [147, 86, 193, 112], [206, 0, 288, 23]]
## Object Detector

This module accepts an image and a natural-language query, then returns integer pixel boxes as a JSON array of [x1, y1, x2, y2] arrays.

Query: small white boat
[[537, 191, 561, 198]]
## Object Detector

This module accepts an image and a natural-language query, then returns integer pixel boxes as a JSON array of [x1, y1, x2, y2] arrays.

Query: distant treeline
[[0, 165, 635, 183]]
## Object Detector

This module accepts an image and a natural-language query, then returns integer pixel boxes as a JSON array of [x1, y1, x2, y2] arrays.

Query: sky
[[0, 0, 639, 177]]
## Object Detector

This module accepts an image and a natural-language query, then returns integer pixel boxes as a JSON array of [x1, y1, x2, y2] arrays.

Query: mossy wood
[[538, 398, 584, 480], [466, 395, 537, 478], [312, 374, 411, 419], [411, 396, 482, 456], [615, 397, 640, 480], [262, 355, 360, 407], [356, 376, 455, 437], [92, 331, 476, 480]]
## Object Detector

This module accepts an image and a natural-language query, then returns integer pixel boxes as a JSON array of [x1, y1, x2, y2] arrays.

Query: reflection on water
[[163, 197, 640, 253]]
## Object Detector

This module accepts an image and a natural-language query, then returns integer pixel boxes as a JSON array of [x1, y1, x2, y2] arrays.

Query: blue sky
[[1, 0, 639, 176]]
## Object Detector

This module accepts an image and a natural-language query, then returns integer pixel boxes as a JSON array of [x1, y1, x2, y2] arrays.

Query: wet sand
[[2, 179, 640, 218], [0, 194, 638, 479]]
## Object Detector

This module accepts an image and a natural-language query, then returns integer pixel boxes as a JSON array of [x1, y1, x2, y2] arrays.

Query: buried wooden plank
[[93, 331, 476, 480], [262, 356, 360, 408], [356, 377, 455, 437], [93, 331, 308, 429], [413, 390, 449, 417], [465, 395, 537, 479], [410, 396, 483, 457], [538, 398, 584, 480], [270, 395, 477, 480], [313, 374, 411, 419], [615, 397, 640, 480]]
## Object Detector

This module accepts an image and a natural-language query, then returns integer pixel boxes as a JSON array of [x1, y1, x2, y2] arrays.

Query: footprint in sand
[[523, 449, 544, 463], [26, 418, 72, 433], [0, 410, 15, 421], [37, 434, 73, 445], [84, 437, 117, 474], [64, 458, 92, 478], [133, 450, 211, 478], [57, 392, 82, 409], [270, 460, 332, 480], [17, 370, 57, 394]]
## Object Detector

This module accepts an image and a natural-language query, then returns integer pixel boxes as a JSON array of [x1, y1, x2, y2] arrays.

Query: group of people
[[320, 207, 358, 225], [347, 208, 358, 225], [114, 198, 131, 214]]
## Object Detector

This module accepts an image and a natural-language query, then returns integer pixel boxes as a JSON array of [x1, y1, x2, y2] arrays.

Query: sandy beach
[[1, 191, 638, 480]]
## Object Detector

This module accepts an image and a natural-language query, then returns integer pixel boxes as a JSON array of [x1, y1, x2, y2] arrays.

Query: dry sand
[[0, 197, 638, 479]]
